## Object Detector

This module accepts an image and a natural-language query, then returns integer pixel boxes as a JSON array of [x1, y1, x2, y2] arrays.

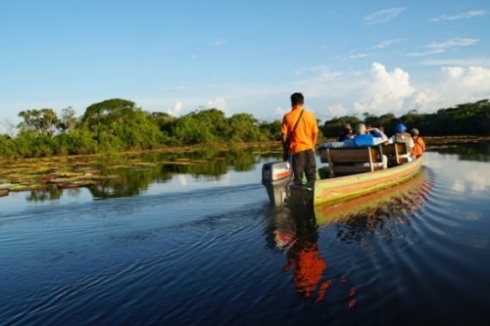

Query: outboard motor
[[261, 161, 292, 206]]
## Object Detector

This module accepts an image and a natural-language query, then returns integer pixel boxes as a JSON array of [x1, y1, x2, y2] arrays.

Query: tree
[[17, 108, 60, 136], [81, 99, 136, 131], [225, 113, 263, 142], [58, 106, 79, 132], [80, 98, 161, 149], [1, 118, 17, 138]]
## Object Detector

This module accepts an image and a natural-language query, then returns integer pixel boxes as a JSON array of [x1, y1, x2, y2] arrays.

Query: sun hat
[[410, 128, 419, 136], [396, 123, 407, 133]]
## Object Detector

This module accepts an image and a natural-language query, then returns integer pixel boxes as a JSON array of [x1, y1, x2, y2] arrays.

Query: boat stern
[[261, 161, 292, 206]]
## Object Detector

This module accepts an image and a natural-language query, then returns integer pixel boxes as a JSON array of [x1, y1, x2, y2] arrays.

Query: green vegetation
[[1, 98, 489, 159], [0, 146, 281, 199], [321, 99, 490, 138]]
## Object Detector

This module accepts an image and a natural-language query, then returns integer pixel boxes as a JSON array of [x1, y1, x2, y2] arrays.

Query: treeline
[[0, 98, 280, 158], [1, 98, 489, 159], [321, 99, 490, 138]]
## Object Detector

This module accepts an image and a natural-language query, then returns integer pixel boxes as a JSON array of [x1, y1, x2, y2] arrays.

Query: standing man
[[281, 92, 318, 185]]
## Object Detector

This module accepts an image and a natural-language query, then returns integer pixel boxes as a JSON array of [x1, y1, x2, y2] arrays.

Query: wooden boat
[[314, 166, 431, 226], [262, 144, 423, 207]]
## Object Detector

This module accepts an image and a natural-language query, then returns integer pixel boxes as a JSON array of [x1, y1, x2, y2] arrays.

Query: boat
[[261, 144, 423, 207], [314, 166, 431, 226]]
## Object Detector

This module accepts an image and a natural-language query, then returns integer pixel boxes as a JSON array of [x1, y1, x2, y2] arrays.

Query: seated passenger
[[410, 128, 426, 158], [388, 123, 414, 148], [319, 123, 388, 169], [387, 123, 414, 162], [337, 123, 354, 141], [318, 123, 388, 149]]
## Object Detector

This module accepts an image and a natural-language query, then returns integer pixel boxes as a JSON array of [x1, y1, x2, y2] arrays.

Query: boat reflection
[[314, 167, 433, 232], [266, 167, 434, 304]]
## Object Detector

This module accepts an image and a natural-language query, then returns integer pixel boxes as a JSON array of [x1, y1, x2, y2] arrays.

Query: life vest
[[354, 134, 374, 147]]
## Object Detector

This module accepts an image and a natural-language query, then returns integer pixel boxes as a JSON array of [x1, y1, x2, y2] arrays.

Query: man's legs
[[292, 151, 306, 185], [292, 149, 316, 184], [304, 149, 317, 182]]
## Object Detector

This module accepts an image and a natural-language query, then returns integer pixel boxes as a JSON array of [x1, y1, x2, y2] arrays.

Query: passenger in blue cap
[[387, 122, 414, 161]]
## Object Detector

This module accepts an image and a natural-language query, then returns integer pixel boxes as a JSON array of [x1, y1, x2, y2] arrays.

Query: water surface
[[1, 143, 489, 325]]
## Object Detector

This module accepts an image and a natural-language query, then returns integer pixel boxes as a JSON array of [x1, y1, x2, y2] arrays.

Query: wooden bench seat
[[383, 143, 409, 166], [318, 145, 385, 178]]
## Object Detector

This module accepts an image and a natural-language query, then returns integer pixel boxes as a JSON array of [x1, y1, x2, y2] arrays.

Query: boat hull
[[288, 157, 423, 207], [314, 166, 429, 226]]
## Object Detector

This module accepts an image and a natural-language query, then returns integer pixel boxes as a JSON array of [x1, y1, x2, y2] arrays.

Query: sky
[[1, 0, 489, 132]]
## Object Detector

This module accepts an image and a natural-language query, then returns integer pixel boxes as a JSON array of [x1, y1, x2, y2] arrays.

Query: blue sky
[[1, 0, 489, 132]]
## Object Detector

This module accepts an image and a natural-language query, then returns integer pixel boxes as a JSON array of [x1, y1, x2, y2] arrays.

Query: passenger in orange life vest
[[410, 128, 426, 158], [387, 123, 414, 162]]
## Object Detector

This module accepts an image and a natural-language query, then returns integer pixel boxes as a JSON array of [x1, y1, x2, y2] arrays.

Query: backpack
[[395, 132, 411, 145]]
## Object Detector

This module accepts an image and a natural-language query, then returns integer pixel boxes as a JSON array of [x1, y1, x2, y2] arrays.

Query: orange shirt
[[412, 136, 426, 158], [281, 106, 318, 154]]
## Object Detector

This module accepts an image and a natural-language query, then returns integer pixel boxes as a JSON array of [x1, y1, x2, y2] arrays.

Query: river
[[1, 141, 489, 325]]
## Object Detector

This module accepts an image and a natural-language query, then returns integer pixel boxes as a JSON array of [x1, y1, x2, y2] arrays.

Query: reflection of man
[[283, 238, 327, 299], [275, 207, 357, 306], [281, 92, 318, 185], [280, 210, 329, 300]]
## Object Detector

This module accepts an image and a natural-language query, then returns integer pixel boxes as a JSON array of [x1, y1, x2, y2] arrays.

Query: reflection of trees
[[88, 168, 161, 199], [26, 185, 64, 202], [432, 142, 490, 162], [159, 149, 264, 177], [21, 147, 281, 201]]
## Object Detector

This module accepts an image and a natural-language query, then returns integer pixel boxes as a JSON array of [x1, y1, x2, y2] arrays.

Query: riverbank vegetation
[[1, 98, 489, 159]]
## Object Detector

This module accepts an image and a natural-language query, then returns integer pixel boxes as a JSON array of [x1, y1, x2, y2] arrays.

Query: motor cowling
[[262, 161, 292, 206]]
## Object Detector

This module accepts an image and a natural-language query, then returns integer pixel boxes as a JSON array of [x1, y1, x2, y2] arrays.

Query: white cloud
[[207, 97, 227, 112], [410, 88, 444, 112], [214, 39, 227, 46], [430, 10, 487, 22], [167, 101, 182, 117], [440, 66, 490, 95], [407, 38, 479, 57], [346, 52, 370, 59], [363, 8, 406, 25], [408, 65, 490, 113], [353, 62, 415, 115], [310, 66, 344, 82], [132, 63, 490, 124], [427, 38, 479, 51], [420, 57, 490, 68], [274, 106, 288, 119], [327, 104, 348, 117], [374, 39, 401, 49]]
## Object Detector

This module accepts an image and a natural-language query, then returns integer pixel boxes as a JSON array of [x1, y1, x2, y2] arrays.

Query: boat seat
[[383, 143, 410, 166], [319, 145, 385, 177]]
